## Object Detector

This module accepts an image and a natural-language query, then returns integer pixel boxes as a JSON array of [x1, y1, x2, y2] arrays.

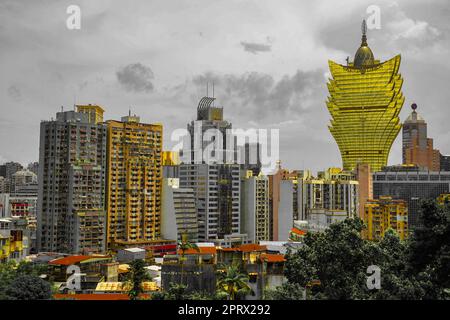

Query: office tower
[[356, 163, 373, 219], [326, 20, 404, 171], [239, 142, 262, 176], [10, 169, 37, 193], [37, 108, 107, 254], [179, 96, 244, 246], [440, 154, 450, 171], [0, 165, 5, 178], [27, 162, 39, 177], [364, 196, 408, 241], [106, 114, 163, 249], [373, 166, 450, 229], [402, 103, 440, 171], [161, 178, 198, 242], [241, 171, 270, 243], [182, 96, 236, 164], [298, 168, 359, 224], [179, 163, 242, 245]]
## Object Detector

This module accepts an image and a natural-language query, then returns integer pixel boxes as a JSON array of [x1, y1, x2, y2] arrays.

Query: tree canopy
[[274, 199, 450, 300]]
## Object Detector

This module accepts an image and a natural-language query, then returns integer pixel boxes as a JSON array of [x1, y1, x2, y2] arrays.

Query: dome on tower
[[354, 20, 375, 68]]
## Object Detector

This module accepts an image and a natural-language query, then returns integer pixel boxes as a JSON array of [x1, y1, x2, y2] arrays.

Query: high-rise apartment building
[[37, 107, 107, 254], [373, 165, 450, 229], [326, 20, 404, 171], [364, 196, 408, 241], [402, 103, 440, 171], [241, 171, 270, 243], [105, 114, 163, 249]]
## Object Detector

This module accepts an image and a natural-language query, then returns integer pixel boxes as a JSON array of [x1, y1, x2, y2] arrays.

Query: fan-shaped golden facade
[[326, 55, 405, 171]]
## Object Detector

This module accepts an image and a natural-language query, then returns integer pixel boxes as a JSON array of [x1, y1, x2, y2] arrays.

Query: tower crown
[[354, 20, 375, 68]]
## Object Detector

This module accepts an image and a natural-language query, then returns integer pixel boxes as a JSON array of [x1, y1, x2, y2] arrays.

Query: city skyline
[[1, 0, 450, 172]]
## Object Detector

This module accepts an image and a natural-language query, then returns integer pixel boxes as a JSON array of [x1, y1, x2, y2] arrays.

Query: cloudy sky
[[1, 0, 449, 173]]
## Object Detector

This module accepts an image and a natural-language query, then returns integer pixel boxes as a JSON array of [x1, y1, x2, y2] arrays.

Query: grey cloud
[[240, 41, 272, 54], [7, 85, 21, 100], [116, 63, 154, 93], [193, 69, 324, 122]]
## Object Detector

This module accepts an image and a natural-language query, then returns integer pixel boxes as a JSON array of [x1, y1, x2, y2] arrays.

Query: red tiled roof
[[260, 253, 286, 263], [291, 227, 306, 236], [239, 244, 267, 252], [49, 255, 110, 266], [178, 247, 216, 255]]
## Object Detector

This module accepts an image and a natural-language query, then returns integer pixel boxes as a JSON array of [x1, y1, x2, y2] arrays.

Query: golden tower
[[326, 20, 405, 171]]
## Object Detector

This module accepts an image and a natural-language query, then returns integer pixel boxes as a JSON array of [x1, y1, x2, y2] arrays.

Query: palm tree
[[126, 259, 150, 300], [178, 233, 199, 285], [217, 264, 252, 300]]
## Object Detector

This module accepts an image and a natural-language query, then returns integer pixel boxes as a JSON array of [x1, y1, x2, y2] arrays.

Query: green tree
[[126, 259, 151, 300], [216, 264, 252, 300], [5, 274, 52, 300], [407, 199, 450, 299], [178, 233, 199, 286]]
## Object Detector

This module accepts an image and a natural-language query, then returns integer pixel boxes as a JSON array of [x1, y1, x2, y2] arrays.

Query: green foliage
[[5, 274, 52, 300], [0, 261, 52, 300], [126, 259, 151, 300], [217, 264, 252, 300], [276, 200, 450, 300]]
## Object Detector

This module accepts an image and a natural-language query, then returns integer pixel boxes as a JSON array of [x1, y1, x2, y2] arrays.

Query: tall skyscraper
[[105, 114, 163, 249], [402, 103, 441, 171], [326, 20, 404, 171], [179, 96, 243, 246], [37, 107, 107, 254]]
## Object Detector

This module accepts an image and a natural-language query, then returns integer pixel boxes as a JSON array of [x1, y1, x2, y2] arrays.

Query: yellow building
[[437, 193, 450, 206], [106, 114, 163, 249], [162, 151, 179, 166], [0, 219, 25, 262], [76, 104, 105, 124], [326, 20, 404, 171], [364, 196, 408, 241]]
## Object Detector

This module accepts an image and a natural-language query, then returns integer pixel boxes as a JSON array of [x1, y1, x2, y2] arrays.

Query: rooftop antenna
[[212, 82, 215, 106], [61, 105, 64, 112], [361, 19, 368, 46]]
